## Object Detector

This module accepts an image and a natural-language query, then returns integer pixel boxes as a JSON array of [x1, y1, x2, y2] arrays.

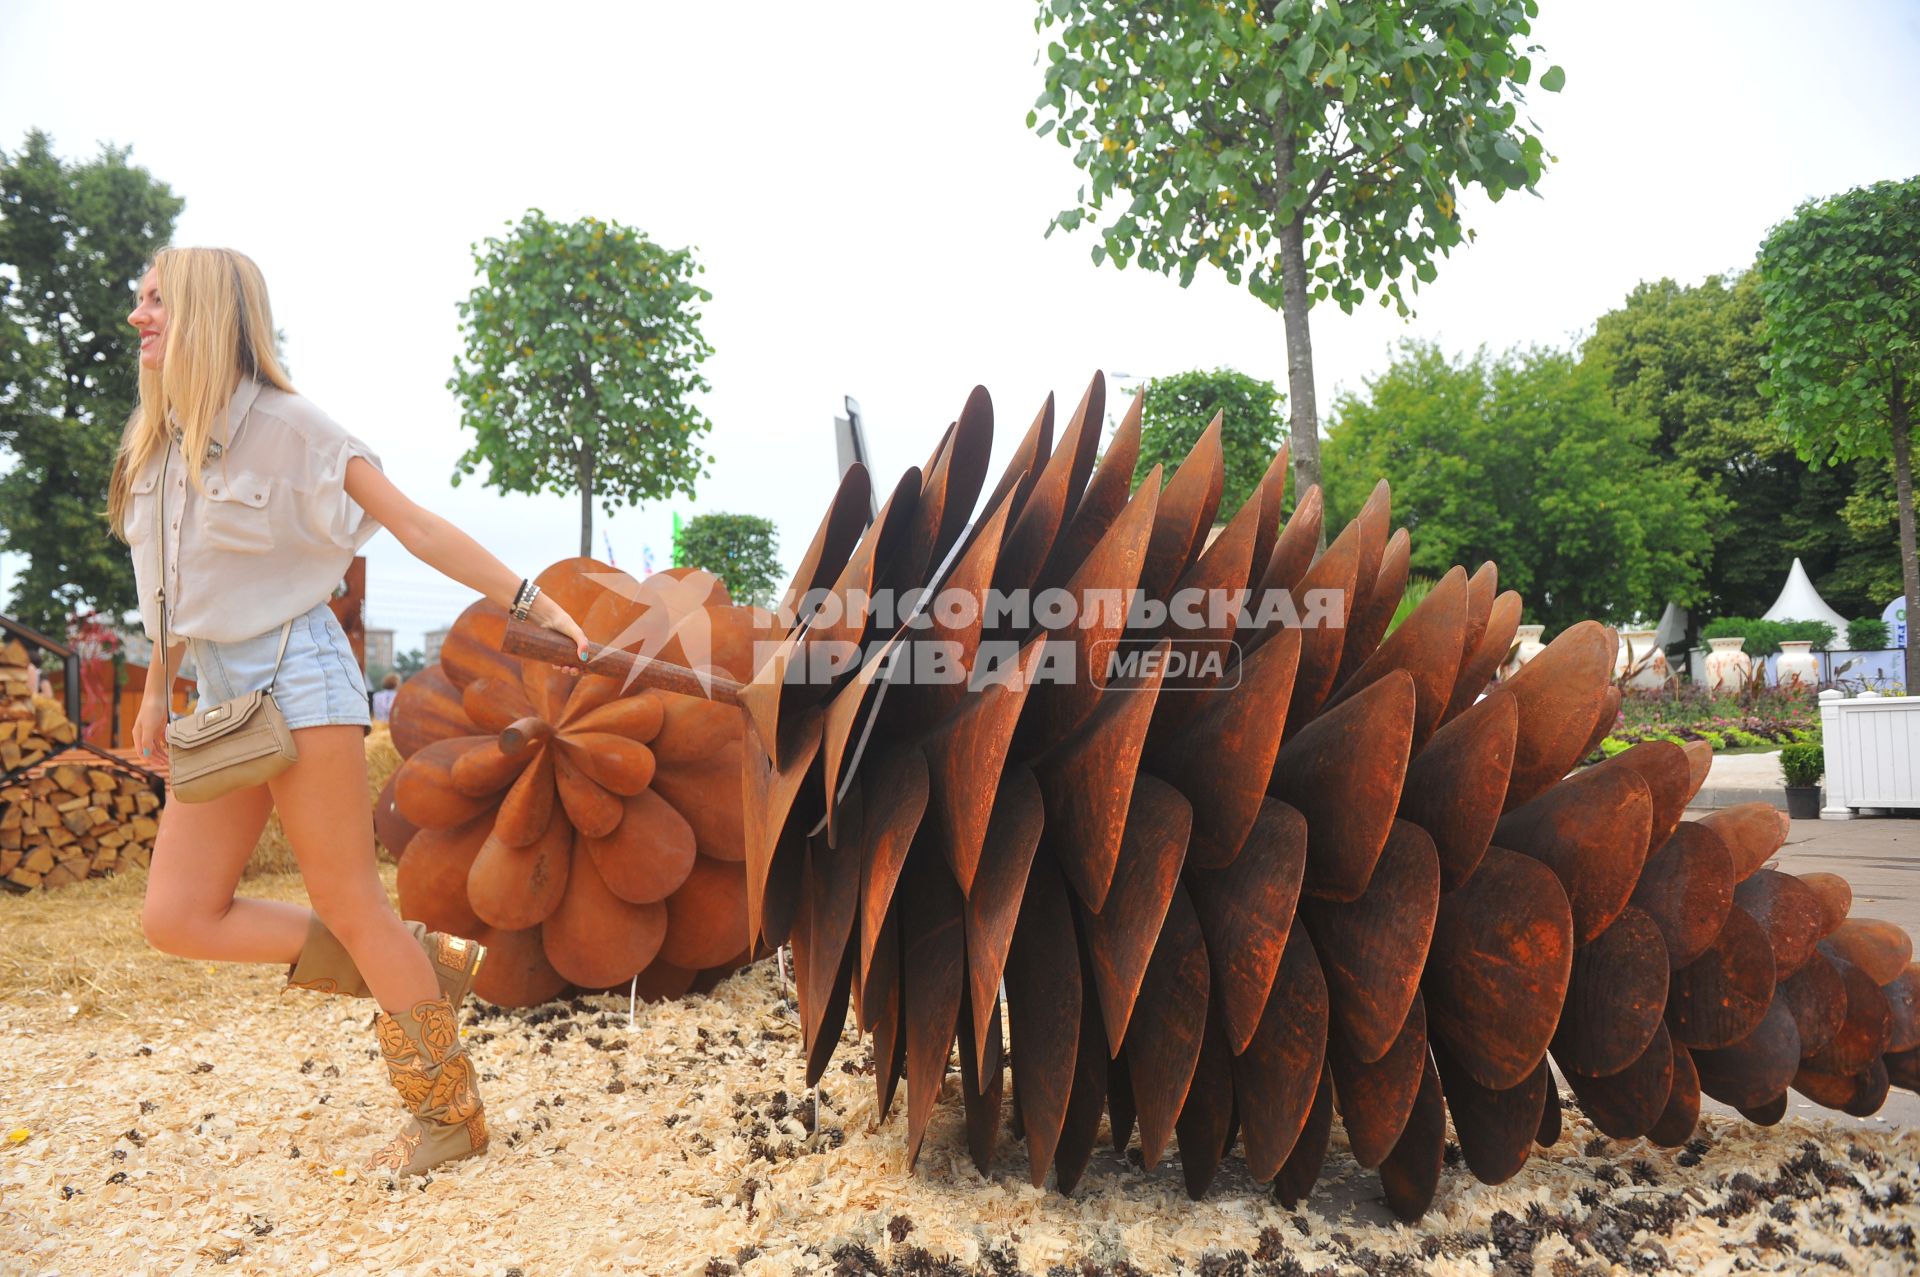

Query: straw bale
[[2, 867, 1916, 1276]]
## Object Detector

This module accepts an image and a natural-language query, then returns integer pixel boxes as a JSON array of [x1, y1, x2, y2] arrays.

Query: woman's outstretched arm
[[343, 457, 591, 657]]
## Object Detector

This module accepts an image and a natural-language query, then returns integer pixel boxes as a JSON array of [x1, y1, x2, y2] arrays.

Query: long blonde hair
[[106, 247, 295, 543]]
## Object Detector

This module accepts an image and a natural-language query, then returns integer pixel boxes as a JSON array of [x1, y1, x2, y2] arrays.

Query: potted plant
[[1779, 740, 1824, 819]]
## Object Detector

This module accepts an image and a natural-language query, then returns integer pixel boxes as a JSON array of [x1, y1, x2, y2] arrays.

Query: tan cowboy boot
[[283, 912, 486, 1007], [362, 991, 488, 1177]]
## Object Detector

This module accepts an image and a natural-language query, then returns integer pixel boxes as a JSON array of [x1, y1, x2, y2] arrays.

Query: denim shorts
[[188, 599, 370, 730]]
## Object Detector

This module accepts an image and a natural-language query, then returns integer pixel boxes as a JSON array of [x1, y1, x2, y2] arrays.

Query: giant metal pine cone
[[388, 557, 766, 1007], [737, 374, 1920, 1219]]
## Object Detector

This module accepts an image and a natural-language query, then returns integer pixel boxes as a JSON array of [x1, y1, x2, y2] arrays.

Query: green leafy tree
[[675, 512, 781, 609], [1031, 0, 1563, 504], [448, 210, 716, 556], [0, 130, 182, 634], [393, 648, 426, 679], [1322, 340, 1719, 630], [1583, 269, 1889, 620], [1134, 368, 1284, 517], [1757, 177, 1920, 691]]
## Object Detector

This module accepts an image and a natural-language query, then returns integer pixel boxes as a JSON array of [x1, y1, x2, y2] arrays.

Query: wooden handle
[[500, 618, 746, 707]]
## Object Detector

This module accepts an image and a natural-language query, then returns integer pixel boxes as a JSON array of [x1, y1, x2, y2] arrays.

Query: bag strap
[[152, 427, 294, 726]]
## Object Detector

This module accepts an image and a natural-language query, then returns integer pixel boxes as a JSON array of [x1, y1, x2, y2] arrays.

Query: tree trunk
[[1890, 374, 1919, 695], [1276, 216, 1323, 517], [578, 446, 595, 559]]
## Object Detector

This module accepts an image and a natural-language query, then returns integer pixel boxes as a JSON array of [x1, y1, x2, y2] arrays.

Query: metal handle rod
[[500, 618, 746, 707]]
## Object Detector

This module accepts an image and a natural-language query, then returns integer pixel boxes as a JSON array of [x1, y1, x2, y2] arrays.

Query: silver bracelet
[[512, 583, 540, 623]]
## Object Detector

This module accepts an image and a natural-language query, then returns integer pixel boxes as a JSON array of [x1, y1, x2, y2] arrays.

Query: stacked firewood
[[1, 639, 77, 772], [0, 639, 161, 891]]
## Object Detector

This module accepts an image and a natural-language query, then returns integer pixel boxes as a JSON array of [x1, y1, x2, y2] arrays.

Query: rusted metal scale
[[499, 373, 1920, 1219], [389, 557, 762, 1006]]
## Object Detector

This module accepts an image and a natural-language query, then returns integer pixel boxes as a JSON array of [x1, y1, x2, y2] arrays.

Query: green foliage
[[0, 130, 182, 635], [1321, 340, 1719, 630], [1779, 740, 1825, 788], [1697, 616, 1837, 657], [1030, 0, 1562, 316], [1385, 575, 1434, 638], [448, 210, 715, 556], [675, 512, 782, 609], [1134, 368, 1283, 515], [393, 649, 426, 679], [1583, 269, 1888, 620], [1758, 178, 1919, 468], [1848, 616, 1891, 649]]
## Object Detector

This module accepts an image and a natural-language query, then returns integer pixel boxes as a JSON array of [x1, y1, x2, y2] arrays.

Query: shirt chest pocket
[[198, 475, 276, 554], [124, 467, 160, 546]]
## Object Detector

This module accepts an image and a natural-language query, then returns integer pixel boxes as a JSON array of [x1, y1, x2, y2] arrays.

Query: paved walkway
[[1687, 805, 1920, 1131]]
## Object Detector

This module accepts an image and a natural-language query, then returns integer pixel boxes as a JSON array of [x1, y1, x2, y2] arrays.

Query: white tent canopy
[[1762, 557, 1852, 649]]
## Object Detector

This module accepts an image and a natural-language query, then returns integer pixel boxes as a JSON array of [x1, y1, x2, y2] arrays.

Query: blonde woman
[[108, 246, 591, 1178]]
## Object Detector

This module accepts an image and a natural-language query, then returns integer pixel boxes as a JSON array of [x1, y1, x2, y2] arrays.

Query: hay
[[2, 878, 1916, 1276], [243, 724, 404, 878]]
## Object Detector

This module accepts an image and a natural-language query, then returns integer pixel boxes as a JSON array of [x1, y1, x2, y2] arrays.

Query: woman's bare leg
[[268, 724, 437, 1012], [141, 780, 309, 962]]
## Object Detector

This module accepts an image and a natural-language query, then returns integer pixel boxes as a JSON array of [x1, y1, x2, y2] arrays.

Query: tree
[[1134, 367, 1284, 518], [448, 210, 716, 557], [0, 130, 182, 635], [1583, 270, 1889, 620], [675, 512, 781, 609], [1031, 0, 1563, 505], [1757, 177, 1920, 691], [393, 648, 426, 679], [1322, 341, 1719, 631]]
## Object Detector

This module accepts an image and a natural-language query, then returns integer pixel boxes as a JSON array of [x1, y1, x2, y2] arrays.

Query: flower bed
[[1583, 685, 1820, 765]]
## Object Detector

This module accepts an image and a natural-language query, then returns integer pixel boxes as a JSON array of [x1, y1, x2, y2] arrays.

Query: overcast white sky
[[4, 1, 1917, 653]]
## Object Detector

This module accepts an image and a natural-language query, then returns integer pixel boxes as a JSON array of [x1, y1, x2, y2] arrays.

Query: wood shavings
[[2, 866, 1917, 1275]]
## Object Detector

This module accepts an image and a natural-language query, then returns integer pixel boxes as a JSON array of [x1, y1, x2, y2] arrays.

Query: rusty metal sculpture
[[388, 557, 766, 1007], [504, 378, 1920, 1218]]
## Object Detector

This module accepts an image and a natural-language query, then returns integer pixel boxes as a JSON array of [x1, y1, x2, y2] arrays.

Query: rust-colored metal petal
[[1733, 869, 1827, 980], [393, 735, 500, 829], [1149, 626, 1301, 868], [1040, 387, 1142, 592], [1277, 505, 1365, 732], [1123, 885, 1211, 1169], [395, 816, 490, 936], [469, 921, 567, 1008], [1377, 1051, 1446, 1222], [1551, 905, 1669, 1078], [1399, 686, 1517, 892], [467, 806, 571, 931], [1499, 621, 1617, 811], [1246, 442, 1290, 589], [1820, 918, 1915, 985], [649, 739, 746, 864], [1778, 951, 1849, 1059], [1272, 1064, 1335, 1208], [1576, 687, 1624, 764], [854, 747, 930, 997], [798, 807, 861, 1058], [923, 636, 1046, 896], [439, 599, 519, 691], [1565, 1020, 1676, 1140], [1646, 1040, 1702, 1148], [963, 766, 1043, 1073], [1174, 1011, 1237, 1198], [1799, 872, 1853, 936], [1435, 566, 1503, 730], [1582, 740, 1693, 859], [1884, 964, 1920, 1052], [540, 836, 667, 989], [1271, 669, 1416, 902], [552, 747, 622, 839], [1302, 820, 1439, 1063], [658, 856, 748, 972], [1004, 857, 1082, 1186], [741, 706, 822, 949], [1802, 956, 1893, 1075], [1694, 995, 1802, 1110], [390, 664, 480, 758], [1137, 415, 1224, 602], [580, 789, 695, 905], [1334, 527, 1411, 687], [1424, 846, 1574, 1090], [1536, 1071, 1562, 1148], [1328, 564, 1467, 753], [1330, 993, 1429, 1169], [778, 464, 872, 625], [900, 852, 965, 1168], [1229, 924, 1328, 1183], [1433, 1043, 1548, 1186], [1495, 764, 1652, 945], [1186, 798, 1308, 1053], [1053, 944, 1113, 1195], [460, 673, 539, 736], [1032, 644, 1172, 914], [1630, 821, 1735, 969], [955, 984, 1005, 1177], [1696, 803, 1791, 881], [1083, 773, 1192, 1053], [1666, 905, 1776, 1050]]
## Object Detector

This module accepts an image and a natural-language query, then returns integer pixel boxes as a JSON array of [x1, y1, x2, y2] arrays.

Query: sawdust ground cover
[[2, 865, 1917, 1276]]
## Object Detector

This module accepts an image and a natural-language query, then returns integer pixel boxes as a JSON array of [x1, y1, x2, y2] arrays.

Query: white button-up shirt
[[123, 378, 385, 643]]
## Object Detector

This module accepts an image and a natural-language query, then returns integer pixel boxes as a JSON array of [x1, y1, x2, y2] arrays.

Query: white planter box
[[1819, 690, 1920, 817]]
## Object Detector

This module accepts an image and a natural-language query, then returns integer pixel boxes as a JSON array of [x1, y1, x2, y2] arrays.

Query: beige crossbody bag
[[154, 424, 300, 802]]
